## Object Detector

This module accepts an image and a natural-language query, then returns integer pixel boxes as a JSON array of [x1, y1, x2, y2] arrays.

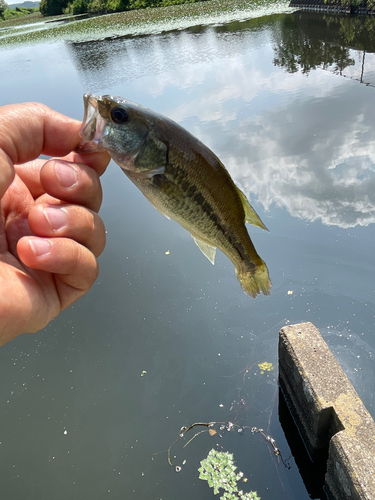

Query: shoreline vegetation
[[0, 0, 292, 45], [1, 0, 375, 28], [41, 0, 208, 17], [290, 0, 375, 14], [0, 4, 40, 23], [0, 0, 208, 24]]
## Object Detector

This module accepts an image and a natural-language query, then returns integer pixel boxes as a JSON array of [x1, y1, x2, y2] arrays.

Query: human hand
[[0, 102, 111, 345]]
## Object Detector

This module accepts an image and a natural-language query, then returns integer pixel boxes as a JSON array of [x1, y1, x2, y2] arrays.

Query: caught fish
[[78, 93, 271, 297]]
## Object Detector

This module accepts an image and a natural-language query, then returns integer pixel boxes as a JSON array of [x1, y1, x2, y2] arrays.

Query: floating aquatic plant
[[258, 361, 273, 374], [198, 449, 260, 500]]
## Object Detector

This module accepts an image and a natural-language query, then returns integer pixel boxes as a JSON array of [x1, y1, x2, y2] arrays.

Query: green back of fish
[[125, 115, 271, 297]]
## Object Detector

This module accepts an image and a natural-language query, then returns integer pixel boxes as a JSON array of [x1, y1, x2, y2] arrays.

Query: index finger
[[0, 102, 82, 165], [0, 102, 81, 199], [0, 102, 110, 199]]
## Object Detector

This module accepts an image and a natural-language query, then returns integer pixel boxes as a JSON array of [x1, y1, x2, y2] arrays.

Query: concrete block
[[279, 322, 375, 500]]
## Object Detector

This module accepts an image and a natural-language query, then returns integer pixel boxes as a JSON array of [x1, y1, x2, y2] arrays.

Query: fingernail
[[43, 206, 67, 231], [55, 161, 78, 188], [29, 238, 52, 257]]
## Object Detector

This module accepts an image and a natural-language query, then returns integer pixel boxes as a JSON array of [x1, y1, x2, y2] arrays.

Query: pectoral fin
[[193, 237, 216, 265], [236, 187, 268, 231]]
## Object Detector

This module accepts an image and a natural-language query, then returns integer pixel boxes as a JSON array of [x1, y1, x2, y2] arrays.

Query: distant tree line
[[0, 0, 9, 18], [0, 0, 39, 20], [40, 0, 203, 16]]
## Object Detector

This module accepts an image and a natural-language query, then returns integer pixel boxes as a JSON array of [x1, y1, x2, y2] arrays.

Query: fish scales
[[126, 121, 260, 271], [77, 93, 271, 297]]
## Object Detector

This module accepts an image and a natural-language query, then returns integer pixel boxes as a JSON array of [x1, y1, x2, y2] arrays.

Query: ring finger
[[28, 203, 106, 257]]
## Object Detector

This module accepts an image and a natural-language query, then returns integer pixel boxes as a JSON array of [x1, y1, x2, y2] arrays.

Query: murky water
[[1, 6, 375, 500]]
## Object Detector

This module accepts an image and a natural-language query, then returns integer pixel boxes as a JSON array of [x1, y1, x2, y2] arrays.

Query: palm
[[0, 102, 110, 346], [0, 168, 60, 340], [0, 153, 109, 346]]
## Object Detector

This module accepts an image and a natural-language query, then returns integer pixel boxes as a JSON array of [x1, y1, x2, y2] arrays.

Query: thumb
[[0, 149, 15, 200]]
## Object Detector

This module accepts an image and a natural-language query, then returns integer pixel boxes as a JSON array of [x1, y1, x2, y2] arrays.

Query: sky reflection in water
[[68, 8, 375, 436], [0, 9, 375, 500], [68, 15, 375, 229]]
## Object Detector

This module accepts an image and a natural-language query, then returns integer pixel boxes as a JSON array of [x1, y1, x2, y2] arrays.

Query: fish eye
[[110, 106, 129, 124]]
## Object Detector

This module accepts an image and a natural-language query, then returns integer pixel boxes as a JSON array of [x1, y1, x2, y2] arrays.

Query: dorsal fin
[[236, 187, 268, 231], [193, 237, 216, 264]]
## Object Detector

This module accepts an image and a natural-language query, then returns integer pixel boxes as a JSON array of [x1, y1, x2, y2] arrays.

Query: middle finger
[[38, 159, 103, 213]]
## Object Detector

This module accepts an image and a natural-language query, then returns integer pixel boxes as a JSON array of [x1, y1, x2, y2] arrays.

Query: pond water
[[1, 4, 375, 500]]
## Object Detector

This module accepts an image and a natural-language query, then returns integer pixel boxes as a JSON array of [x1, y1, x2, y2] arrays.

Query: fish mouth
[[76, 93, 108, 153]]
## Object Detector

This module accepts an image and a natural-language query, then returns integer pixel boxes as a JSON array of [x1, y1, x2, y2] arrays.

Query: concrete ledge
[[289, 0, 375, 14], [279, 322, 375, 500]]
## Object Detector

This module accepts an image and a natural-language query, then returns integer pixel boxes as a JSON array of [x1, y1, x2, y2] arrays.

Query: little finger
[[17, 236, 99, 311]]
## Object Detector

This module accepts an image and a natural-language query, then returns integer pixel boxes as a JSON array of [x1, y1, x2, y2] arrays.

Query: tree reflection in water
[[273, 12, 375, 86]]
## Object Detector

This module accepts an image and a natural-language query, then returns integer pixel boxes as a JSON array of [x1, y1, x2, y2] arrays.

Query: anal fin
[[193, 237, 216, 265]]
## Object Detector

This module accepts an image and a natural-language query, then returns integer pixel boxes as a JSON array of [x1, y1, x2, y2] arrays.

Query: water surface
[[1, 6, 375, 500]]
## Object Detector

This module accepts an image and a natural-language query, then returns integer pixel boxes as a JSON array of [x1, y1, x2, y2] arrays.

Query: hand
[[0, 102, 111, 345]]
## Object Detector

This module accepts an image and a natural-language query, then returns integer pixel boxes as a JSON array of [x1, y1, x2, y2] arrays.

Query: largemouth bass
[[78, 93, 271, 297]]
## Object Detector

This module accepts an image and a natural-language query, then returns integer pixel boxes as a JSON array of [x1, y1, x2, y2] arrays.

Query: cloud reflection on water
[[226, 85, 375, 229], [68, 14, 375, 229]]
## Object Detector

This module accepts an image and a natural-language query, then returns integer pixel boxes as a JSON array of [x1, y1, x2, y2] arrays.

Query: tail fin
[[236, 260, 271, 298]]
